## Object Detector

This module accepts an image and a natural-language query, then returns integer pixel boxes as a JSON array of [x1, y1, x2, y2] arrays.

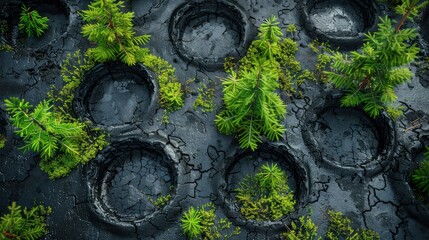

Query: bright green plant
[[193, 82, 215, 113], [4, 97, 108, 179], [0, 202, 52, 240], [411, 147, 429, 196], [0, 133, 6, 149], [151, 194, 171, 209], [181, 203, 240, 240], [286, 24, 297, 39], [282, 215, 320, 240], [282, 210, 380, 240], [215, 16, 287, 150], [81, 0, 150, 65], [139, 49, 184, 114], [326, 0, 428, 118], [235, 163, 295, 221], [19, 4, 49, 37]]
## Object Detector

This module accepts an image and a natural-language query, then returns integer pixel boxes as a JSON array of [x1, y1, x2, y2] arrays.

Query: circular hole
[[301, 0, 378, 49], [302, 93, 396, 176], [219, 144, 310, 232], [0, 0, 70, 49], [74, 62, 158, 126], [169, 0, 250, 69], [87, 136, 178, 227]]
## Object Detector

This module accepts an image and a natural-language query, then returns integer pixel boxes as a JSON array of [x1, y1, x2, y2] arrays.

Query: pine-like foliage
[[411, 147, 429, 196], [19, 4, 49, 37], [0, 202, 52, 240], [235, 163, 295, 221], [325, 0, 427, 118], [4, 97, 108, 179], [181, 203, 240, 240], [81, 0, 150, 65], [215, 16, 287, 150]]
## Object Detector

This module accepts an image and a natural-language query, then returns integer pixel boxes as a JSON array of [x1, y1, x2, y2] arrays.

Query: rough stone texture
[[0, 0, 428, 239]]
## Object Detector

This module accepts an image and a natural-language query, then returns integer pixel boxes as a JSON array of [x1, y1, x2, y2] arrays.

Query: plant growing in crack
[[325, 0, 428, 118], [19, 4, 49, 37], [0, 133, 6, 149], [0, 202, 52, 240], [81, 0, 150, 66], [4, 97, 108, 179], [181, 203, 240, 240], [411, 146, 429, 197], [281, 210, 380, 240], [234, 163, 295, 221]]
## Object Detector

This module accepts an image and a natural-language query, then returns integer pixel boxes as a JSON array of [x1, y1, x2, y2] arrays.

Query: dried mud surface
[[0, 0, 429, 239]]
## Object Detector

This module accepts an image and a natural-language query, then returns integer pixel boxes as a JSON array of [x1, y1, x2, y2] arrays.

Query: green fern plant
[[235, 163, 295, 221], [326, 0, 428, 118], [0, 202, 52, 240], [411, 147, 429, 196], [19, 4, 49, 37], [215, 16, 287, 150], [81, 0, 150, 65], [4, 97, 108, 179], [181, 203, 240, 240]]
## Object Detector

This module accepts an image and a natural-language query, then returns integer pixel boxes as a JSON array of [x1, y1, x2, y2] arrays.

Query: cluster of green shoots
[[411, 147, 429, 197], [0, 202, 52, 240], [235, 163, 295, 221], [180, 203, 240, 240], [0, 133, 6, 149], [19, 4, 49, 37], [326, 0, 428, 119], [282, 210, 380, 240]]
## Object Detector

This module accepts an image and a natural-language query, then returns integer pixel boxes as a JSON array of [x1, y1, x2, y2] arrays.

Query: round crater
[[73, 62, 158, 126], [169, 0, 250, 69], [300, 0, 378, 49], [302, 92, 396, 176], [0, 0, 70, 49], [219, 143, 310, 232], [87, 135, 184, 231]]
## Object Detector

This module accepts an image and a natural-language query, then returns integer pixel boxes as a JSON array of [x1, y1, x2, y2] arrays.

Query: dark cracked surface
[[1, 0, 429, 239]]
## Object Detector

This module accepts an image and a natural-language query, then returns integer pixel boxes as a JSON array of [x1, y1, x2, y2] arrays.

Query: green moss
[[193, 82, 215, 113], [0, 133, 6, 149], [181, 203, 240, 240], [235, 163, 296, 221]]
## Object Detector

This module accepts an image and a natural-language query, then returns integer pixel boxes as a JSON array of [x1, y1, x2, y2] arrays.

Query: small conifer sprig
[[19, 4, 49, 37], [215, 16, 287, 150], [326, 0, 428, 118], [4, 97, 108, 179], [0, 202, 52, 240], [81, 0, 151, 65]]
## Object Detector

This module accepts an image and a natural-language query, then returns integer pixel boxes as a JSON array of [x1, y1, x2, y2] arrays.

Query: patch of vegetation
[[193, 81, 215, 113], [181, 203, 240, 240], [0, 202, 52, 240], [4, 97, 108, 179], [0, 133, 6, 149], [19, 4, 49, 37], [215, 16, 287, 150], [325, 0, 428, 118], [411, 147, 429, 196], [309, 39, 335, 83], [140, 52, 184, 113], [235, 163, 295, 221], [282, 210, 380, 240], [150, 194, 171, 209], [81, 0, 150, 66], [0, 20, 13, 52]]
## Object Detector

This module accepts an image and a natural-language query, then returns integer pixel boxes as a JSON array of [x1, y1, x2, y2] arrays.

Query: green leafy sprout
[[325, 0, 428, 118], [0, 202, 52, 240], [181, 203, 240, 240], [235, 163, 296, 221], [19, 4, 49, 37]]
